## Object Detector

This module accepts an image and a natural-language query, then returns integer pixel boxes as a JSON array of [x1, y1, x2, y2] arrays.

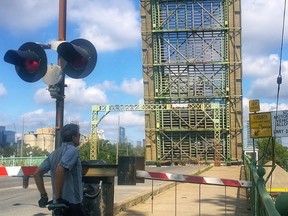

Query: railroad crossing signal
[[4, 38, 97, 83], [4, 38, 97, 148]]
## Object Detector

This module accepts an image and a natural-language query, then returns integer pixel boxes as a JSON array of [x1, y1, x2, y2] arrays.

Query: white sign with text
[[271, 110, 288, 137]]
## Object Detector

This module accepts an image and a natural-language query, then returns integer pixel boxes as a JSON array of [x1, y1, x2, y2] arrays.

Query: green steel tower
[[140, 0, 243, 164]]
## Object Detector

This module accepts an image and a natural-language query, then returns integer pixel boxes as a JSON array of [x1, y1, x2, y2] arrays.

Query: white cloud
[[99, 111, 145, 142], [96, 80, 119, 91], [0, 0, 140, 52], [68, 0, 141, 52], [21, 109, 55, 128], [0, 83, 7, 96], [244, 55, 288, 99], [241, 0, 288, 108], [242, 0, 287, 55], [34, 87, 52, 104], [34, 78, 108, 108], [243, 54, 280, 78], [65, 78, 108, 106], [32, 77, 144, 121], [95, 78, 143, 98], [247, 76, 280, 99], [120, 78, 143, 97], [0, 0, 57, 33]]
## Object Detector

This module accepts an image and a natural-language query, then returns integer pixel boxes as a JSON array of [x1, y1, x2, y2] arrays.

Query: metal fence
[[244, 155, 281, 216], [0, 156, 46, 166]]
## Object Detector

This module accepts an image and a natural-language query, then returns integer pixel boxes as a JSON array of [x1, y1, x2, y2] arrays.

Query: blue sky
[[1, 0, 288, 144]]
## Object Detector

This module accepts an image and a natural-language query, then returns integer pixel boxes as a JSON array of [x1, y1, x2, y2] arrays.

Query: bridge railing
[[0, 156, 46, 166], [244, 155, 281, 216]]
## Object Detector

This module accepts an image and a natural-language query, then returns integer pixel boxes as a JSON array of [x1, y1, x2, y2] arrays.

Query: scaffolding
[[140, 0, 243, 164]]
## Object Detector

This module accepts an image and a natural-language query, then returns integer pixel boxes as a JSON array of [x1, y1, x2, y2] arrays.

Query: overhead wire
[[273, 0, 287, 163], [268, 0, 287, 194]]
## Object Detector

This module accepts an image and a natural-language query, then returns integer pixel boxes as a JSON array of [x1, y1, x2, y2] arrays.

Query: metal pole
[[55, 0, 66, 149], [116, 115, 120, 164], [21, 118, 24, 157], [175, 182, 177, 216], [199, 184, 201, 216], [151, 180, 154, 214]]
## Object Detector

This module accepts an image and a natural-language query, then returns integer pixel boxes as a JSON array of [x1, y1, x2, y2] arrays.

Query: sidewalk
[[115, 165, 251, 216]]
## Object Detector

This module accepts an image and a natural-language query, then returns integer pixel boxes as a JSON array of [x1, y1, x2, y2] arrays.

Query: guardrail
[[244, 155, 281, 216], [0, 156, 46, 166]]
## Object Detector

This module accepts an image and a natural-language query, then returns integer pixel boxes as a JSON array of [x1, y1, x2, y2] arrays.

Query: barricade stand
[[82, 160, 117, 216]]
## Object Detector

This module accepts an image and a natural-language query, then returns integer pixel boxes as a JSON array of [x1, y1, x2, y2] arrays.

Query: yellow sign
[[249, 99, 260, 112], [249, 112, 272, 138]]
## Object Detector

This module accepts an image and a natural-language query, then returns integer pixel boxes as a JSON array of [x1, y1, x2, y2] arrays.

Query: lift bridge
[[91, 0, 242, 165]]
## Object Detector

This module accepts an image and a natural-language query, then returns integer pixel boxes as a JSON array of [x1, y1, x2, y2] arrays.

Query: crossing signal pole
[[3, 0, 97, 149], [55, 0, 67, 148]]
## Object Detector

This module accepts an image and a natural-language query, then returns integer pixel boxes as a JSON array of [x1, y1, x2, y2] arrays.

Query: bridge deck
[[116, 165, 251, 216]]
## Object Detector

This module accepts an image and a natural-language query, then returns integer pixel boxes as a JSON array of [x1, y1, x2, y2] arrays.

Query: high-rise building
[[119, 127, 125, 144], [0, 126, 5, 147], [136, 141, 142, 148], [3, 131, 15, 145], [0, 126, 15, 147]]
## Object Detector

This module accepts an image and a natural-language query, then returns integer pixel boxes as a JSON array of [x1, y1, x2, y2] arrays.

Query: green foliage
[[79, 141, 91, 161], [0, 146, 16, 157], [79, 139, 145, 164], [258, 138, 288, 170], [0, 143, 49, 157], [23, 144, 49, 156]]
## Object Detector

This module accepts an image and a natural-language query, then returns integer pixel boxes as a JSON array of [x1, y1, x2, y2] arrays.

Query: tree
[[79, 139, 117, 164], [258, 138, 288, 170], [0, 146, 16, 157], [22, 144, 49, 156], [79, 139, 145, 165], [79, 141, 91, 161], [0, 143, 49, 157], [97, 139, 117, 164]]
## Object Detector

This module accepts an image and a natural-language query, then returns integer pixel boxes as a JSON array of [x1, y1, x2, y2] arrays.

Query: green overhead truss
[[140, 0, 243, 164]]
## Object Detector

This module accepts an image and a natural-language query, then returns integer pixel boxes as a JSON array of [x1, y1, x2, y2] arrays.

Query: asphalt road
[[0, 177, 52, 216]]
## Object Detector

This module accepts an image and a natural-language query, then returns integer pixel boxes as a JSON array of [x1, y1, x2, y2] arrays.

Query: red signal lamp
[[4, 42, 47, 82], [57, 38, 97, 79]]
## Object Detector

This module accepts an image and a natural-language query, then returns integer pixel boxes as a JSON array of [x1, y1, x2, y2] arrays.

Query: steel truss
[[90, 0, 242, 163], [140, 0, 242, 164]]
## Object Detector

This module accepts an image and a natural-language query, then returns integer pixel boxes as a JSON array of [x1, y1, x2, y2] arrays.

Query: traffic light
[[4, 42, 47, 83], [57, 38, 97, 79]]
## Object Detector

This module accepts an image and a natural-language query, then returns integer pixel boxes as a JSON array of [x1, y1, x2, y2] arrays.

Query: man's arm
[[55, 164, 65, 200], [34, 167, 48, 207], [34, 167, 47, 196]]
